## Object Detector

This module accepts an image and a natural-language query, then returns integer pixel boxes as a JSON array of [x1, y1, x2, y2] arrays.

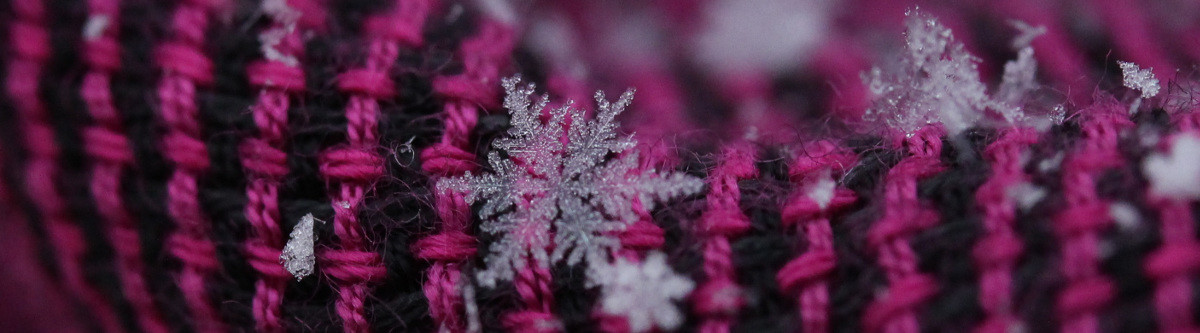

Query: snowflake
[[597, 252, 694, 333], [280, 213, 322, 280], [1119, 61, 1160, 99], [863, 9, 1033, 134], [438, 76, 705, 287]]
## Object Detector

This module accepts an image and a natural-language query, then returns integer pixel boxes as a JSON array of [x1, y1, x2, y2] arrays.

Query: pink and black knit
[[7, 0, 1200, 332]]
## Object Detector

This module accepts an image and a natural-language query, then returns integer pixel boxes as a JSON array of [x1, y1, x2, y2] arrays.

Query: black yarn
[[551, 261, 600, 333], [197, 0, 263, 328], [829, 136, 901, 333], [39, 0, 140, 330], [732, 150, 800, 333], [0, 0, 61, 295], [913, 128, 993, 332], [111, 0, 199, 331], [1095, 108, 1165, 333], [1012, 121, 1082, 333]]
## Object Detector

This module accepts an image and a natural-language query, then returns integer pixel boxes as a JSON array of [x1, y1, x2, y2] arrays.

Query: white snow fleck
[[1119, 61, 1161, 99], [258, 0, 301, 67], [262, 0, 301, 24], [1006, 182, 1046, 211], [83, 15, 110, 41], [803, 168, 837, 209], [1144, 134, 1200, 199], [1109, 202, 1141, 231], [280, 213, 323, 280], [598, 252, 694, 333], [693, 0, 831, 73], [439, 76, 705, 287], [476, 0, 518, 25]]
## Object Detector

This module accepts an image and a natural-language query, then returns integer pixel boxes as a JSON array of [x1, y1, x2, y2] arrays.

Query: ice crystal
[[993, 22, 1045, 123], [597, 252, 694, 333], [439, 76, 704, 287], [1119, 61, 1161, 99], [280, 213, 322, 280], [863, 10, 1035, 134]]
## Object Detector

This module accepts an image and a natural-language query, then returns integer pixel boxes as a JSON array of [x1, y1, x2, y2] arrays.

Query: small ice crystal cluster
[[438, 76, 705, 287], [280, 213, 321, 280], [863, 10, 1038, 134], [598, 252, 694, 333], [1119, 61, 1161, 99]]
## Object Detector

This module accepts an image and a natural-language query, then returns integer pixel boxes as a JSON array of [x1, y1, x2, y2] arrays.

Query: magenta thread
[[155, 0, 227, 331], [318, 1, 427, 330], [776, 141, 858, 333], [81, 0, 171, 331], [418, 14, 517, 332], [1054, 107, 1130, 333], [972, 128, 1038, 333], [695, 144, 758, 333], [862, 126, 945, 333], [9, 0, 125, 331], [1145, 117, 1200, 331], [1093, 0, 1177, 81], [240, 1, 320, 331]]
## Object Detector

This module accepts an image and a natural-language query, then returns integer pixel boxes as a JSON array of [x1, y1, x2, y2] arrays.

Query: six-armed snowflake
[[438, 76, 704, 287], [598, 252, 694, 332]]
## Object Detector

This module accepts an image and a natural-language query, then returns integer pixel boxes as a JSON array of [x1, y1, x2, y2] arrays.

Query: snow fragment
[[280, 213, 323, 280], [1144, 134, 1200, 199], [1109, 202, 1141, 231], [804, 168, 837, 209], [83, 15, 110, 40], [693, 0, 831, 73], [1006, 182, 1046, 211]]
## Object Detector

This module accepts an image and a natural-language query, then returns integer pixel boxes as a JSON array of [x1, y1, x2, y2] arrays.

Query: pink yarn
[[1145, 128, 1200, 332], [863, 126, 945, 333], [1054, 108, 1130, 333], [694, 144, 757, 333], [972, 128, 1039, 333], [8, 0, 124, 332], [155, 1, 226, 331], [1093, 0, 1177, 81], [318, 2, 428, 331], [81, 0, 170, 331], [418, 11, 516, 331], [776, 141, 858, 333], [240, 1, 319, 331]]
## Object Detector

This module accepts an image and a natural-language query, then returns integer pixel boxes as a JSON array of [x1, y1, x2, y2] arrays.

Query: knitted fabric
[[3, 0, 1200, 332]]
